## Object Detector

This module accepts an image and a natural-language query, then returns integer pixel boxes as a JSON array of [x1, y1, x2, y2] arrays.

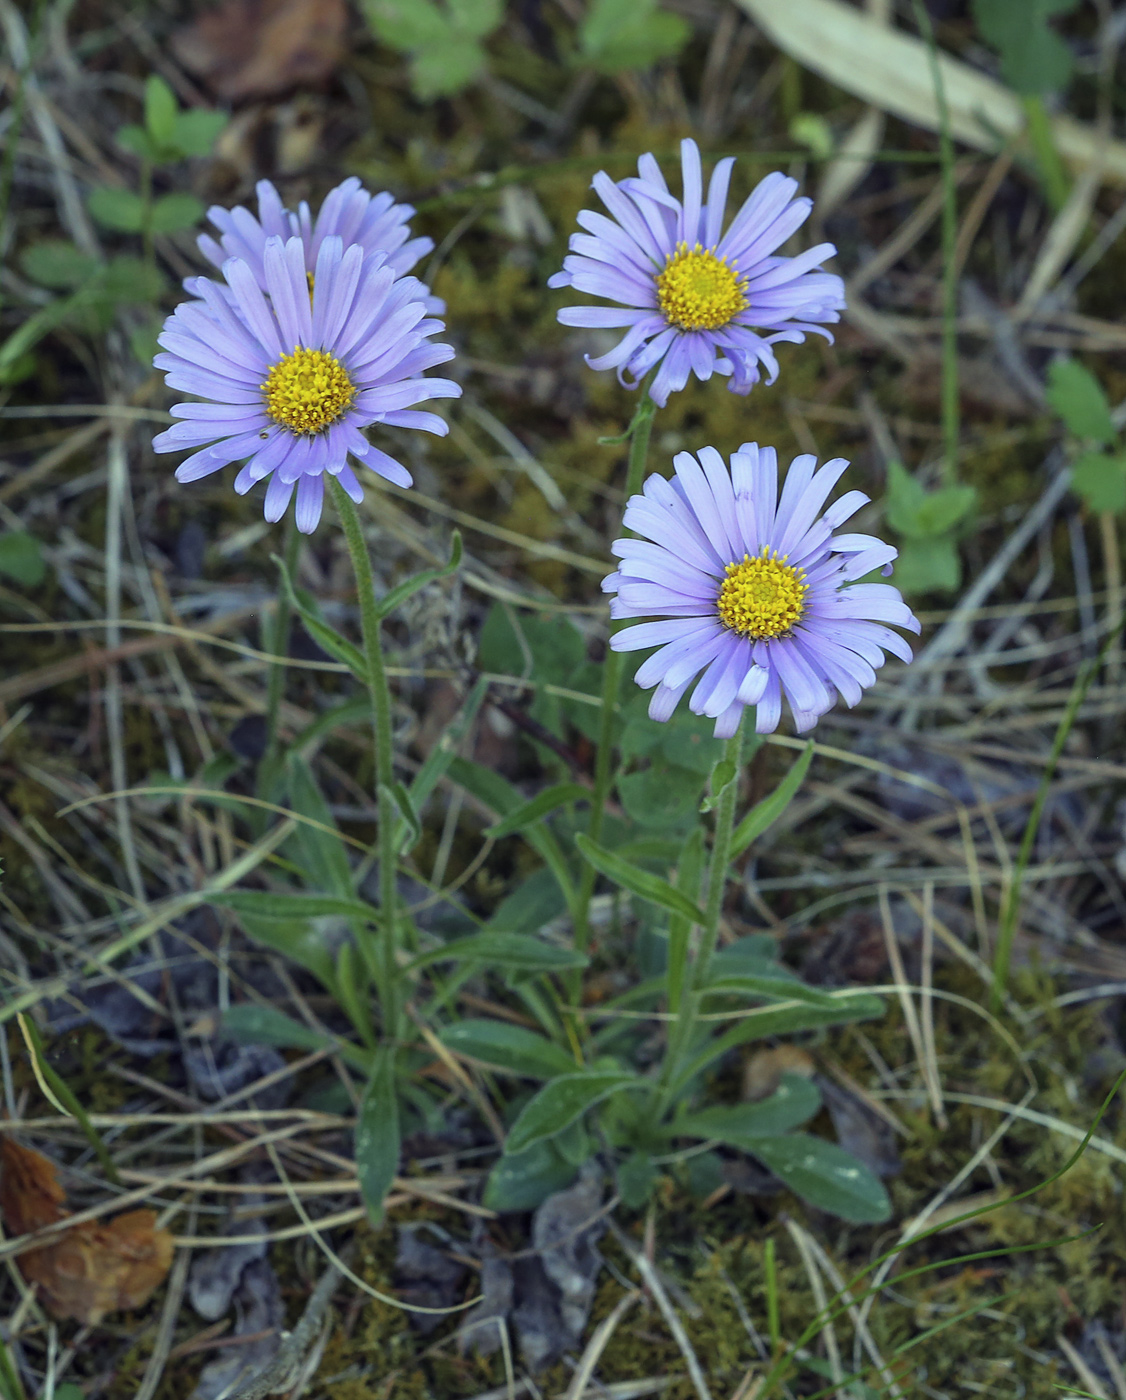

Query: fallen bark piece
[[0, 1138, 173, 1324]]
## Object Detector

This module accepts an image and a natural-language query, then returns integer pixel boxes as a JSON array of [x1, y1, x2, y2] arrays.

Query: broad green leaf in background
[[971, 0, 1079, 96], [673, 1075, 823, 1144], [506, 1069, 642, 1154], [486, 865, 568, 934], [619, 762, 700, 829], [730, 741, 813, 857], [0, 532, 46, 589], [144, 75, 177, 147], [578, 0, 691, 73], [357, 1048, 400, 1222], [575, 834, 705, 924], [171, 108, 229, 157], [744, 1132, 891, 1223], [617, 1150, 658, 1209], [150, 192, 206, 234], [885, 460, 976, 539], [438, 1019, 577, 1078], [1071, 452, 1126, 514], [411, 38, 488, 97], [483, 1139, 577, 1211], [446, 0, 503, 36], [19, 239, 99, 289], [893, 534, 962, 595], [87, 187, 147, 232], [1046, 358, 1118, 445], [361, 0, 503, 98]]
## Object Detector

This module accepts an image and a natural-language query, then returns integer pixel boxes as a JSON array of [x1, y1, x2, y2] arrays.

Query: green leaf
[[286, 754, 355, 899], [674, 1076, 822, 1143], [893, 534, 962, 595], [384, 780, 421, 851], [374, 531, 462, 620], [744, 1133, 891, 1223], [913, 485, 977, 537], [19, 239, 100, 289], [411, 37, 488, 97], [575, 833, 704, 924], [619, 762, 700, 829], [357, 1048, 400, 1222], [406, 932, 588, 975], [273, 554, 367, 684], [971, 0, 1079, 95], [790, 112, 834, 159], [1071, 451, 1126, 514], [222, 1004, 372, 1072], [438, 1019, 577, 1078], [363, 0, 449, 48], [0, 532, 46, 589], [1046, 357, 1117, 444], [506, 1070, 642, 1155], [150, 192, 205, 234], [88, 187, 146, 232], [102, 256, 164, 303], [144, 75, 178, 148], [487, 865, 568, 934], [702, 974, 840, 1007], [214, 891, 378, 922], [226, 912, 339, 990], [617, 1150, 657, 1209], [487, 783, 588, 839], [731, 741, 813, 857], [117, 123, 160, 160], [579, 0, 690, 72], [171, 108, 228, 157], [446, 0, 503, 37], [483, 1140, 576, 1211]]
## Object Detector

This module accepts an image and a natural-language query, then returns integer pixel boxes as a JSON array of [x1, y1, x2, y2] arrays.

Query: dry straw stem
[[738, 0, 1126, 184]]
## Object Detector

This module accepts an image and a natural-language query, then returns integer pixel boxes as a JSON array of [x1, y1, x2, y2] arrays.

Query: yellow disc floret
[[717, 549, 808, 639], [656, 242, 748, 332], [262, 346, 354, 436]]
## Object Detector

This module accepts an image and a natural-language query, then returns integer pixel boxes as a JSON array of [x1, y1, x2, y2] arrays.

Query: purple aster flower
[[198, 176, 443, 314], [152, 234, 460, 533], [548, 139, 845, 408], [604, 445, 920, 736]]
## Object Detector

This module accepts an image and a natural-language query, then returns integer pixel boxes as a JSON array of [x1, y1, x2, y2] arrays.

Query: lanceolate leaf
[[744, 1133, 891, 1223], [575, 834, 704, 924], [273, 555, 366, 683], [374, 531, 462, 620], [672, 1075, 822, 1143], [357, 1049, 400, 1222], [405, 932, 588, 975], [222, 1004, 372, 1073], [487, 783, 589, 839], [731, 741, 814, 857], [438, 1019, 576, 1079], [505, 1070, 643, 1154]]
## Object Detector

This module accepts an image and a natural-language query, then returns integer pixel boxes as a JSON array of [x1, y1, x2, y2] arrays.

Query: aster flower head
[[549, 139, 845, 408], [152, 233, 460, 533], [198, 176, 443, 313], [604, 445, 920, 736]]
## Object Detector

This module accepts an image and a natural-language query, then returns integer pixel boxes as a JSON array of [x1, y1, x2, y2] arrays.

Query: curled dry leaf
[[0, 1138, 173, 1325], [171, 0, 348, 103]]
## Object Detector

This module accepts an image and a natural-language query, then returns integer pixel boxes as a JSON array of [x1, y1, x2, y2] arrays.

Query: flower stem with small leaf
[[330, 476, 401, 1043], [572, 393, 656, 974]]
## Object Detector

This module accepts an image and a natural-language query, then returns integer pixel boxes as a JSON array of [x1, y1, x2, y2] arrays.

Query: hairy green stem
[[262, 513, 298, 776], [330, 477, 400, 1042], [572, 393, 656, 972], [912, 0, 960, 486]]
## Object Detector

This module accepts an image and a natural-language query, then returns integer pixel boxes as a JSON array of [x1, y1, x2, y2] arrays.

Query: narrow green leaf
[[374, 531, 462, 620], [575, 833, 704, 924], [487, 783, 588, 839], [506, 1070, 642, 1155], [286, 754, 355, 899], [673, 1075, 822, 1143], [702, 973, 840, 1007], [144, 75, 178, 147], [224, 911, 338, 990], [438, 1019, 576, 1079], [745, 1133, 891, 1223], [215, 891, 378, 922], [356, 1048, 400, 1222], [273, 554, 367, 683], [699, 757, 736, 814], [385, 780, 421, 850], [731, 741, 814, 856], [223, 1004, 372, 1072], [406, 932, 588, 975]]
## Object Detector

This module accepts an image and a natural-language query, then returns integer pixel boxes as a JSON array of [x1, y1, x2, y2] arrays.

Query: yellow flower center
[[656, 242, 748, 332], [717, 549, 808, 640], [262, 346, 353, 436]]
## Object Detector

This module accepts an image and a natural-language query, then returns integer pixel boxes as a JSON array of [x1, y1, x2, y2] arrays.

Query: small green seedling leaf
[[699, 757, 736, 814], [171, 108, 229, 157], [439, 1019, 577, 1079], [790, 112, 833, 158], [375, 531, 462, 619], [0, 532, 46, 589], [506, 1070, 642, 1155], [446, 0, 503, 37], [362, 0, 501, 97], [617, 1150, 658, 1209], [578, 0, 691, 73], [88, 187, 147, 233], [356, 1048, 400, 1223], [483, 1140, 576, 1212], [144, 75, 178, 148], [1046, 358, 1118, 445], [575, 833, 705, 924], [1071, 452, 1126, 514], [150, 192, 205, 234], [893, 533, 962, 595], [19, 239, 100, 289], [731, 741, 813, 856], [885, 461, 975, 539], [673, 1076, 822, 1143]]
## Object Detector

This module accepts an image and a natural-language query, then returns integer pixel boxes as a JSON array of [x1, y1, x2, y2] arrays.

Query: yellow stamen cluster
[[656, 242, 748, 332], [717, 549, 807, 639], [262, 346, 353, 436]]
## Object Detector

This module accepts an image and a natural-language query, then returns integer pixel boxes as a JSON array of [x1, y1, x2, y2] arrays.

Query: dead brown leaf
[[0, 1138, 174, 1324], [741, 1045, 816, 1102], [172, 0, 348, 103]]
